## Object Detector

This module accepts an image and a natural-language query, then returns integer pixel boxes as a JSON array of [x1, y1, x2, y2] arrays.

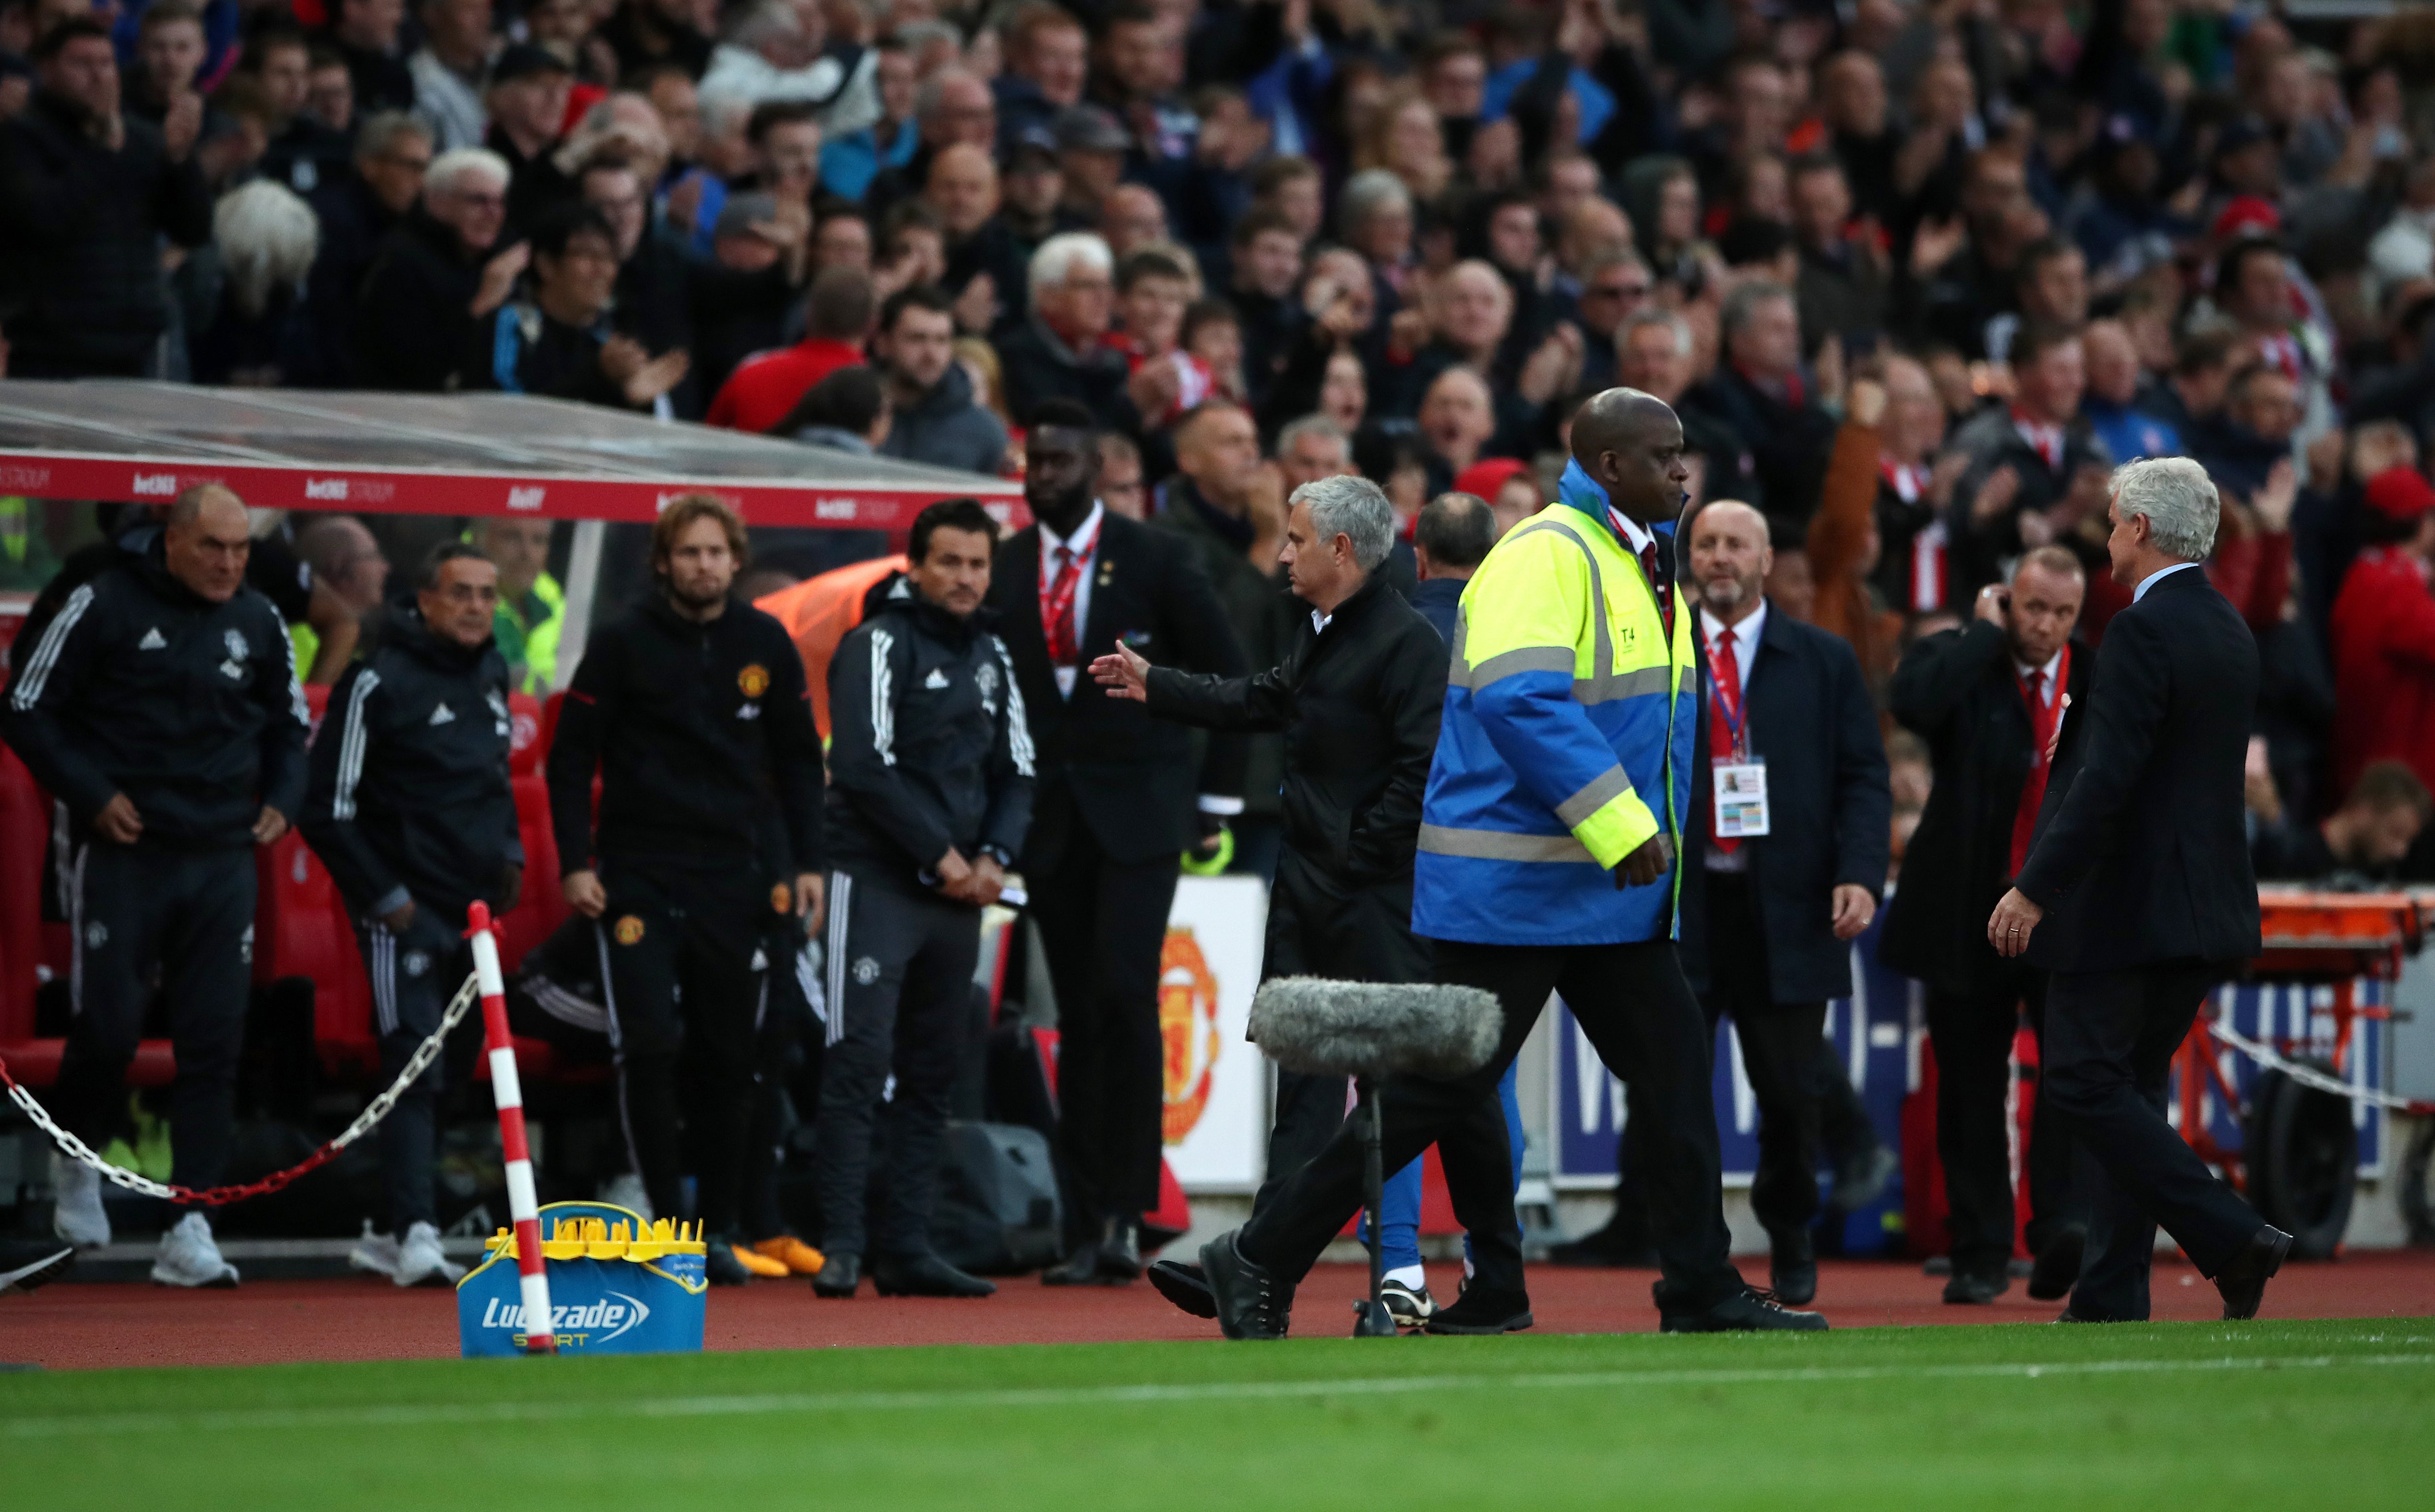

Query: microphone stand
[[1352, 1075, 1398, 1336]]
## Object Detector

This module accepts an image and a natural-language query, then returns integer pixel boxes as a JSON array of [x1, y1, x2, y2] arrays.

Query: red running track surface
[[9, 1255, 2435, 1371]]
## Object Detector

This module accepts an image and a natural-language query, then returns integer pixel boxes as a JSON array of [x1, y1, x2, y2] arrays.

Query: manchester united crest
[[737, 663, 770, 698], [770, 881, 792, 914], [612, 915, 645, 946], [1158, 927, 1223, 1143]]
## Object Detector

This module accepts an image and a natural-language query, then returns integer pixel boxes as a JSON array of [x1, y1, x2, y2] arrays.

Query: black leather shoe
[[812, 1252, 862, 1298], [1147, 1259, 1218, 1318], [874, 1251, 997, 1298], [2053, 1305, 2116, 1323], [1545, 1229, 1661, 1268], [1096, 1221, 1143, 1283], [1424, 1285, 1532, 1335], [2026, 1225, 2085, 1301], [703, 1235, 753, 1287], [1826, 1145, 1898, 1215], [1040, 1242, 1102, 1286], [1942, 1269, 2010, 1305], [1769, 1230, 1817, 1307], [1200, 1230, 1290, 1340], [1662, 1287, 1830, 1333], [2213, 1224, 2294, 1320]]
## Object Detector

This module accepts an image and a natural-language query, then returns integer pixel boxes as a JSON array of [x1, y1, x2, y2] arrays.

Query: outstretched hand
[[1090, 642, 1152, 701]]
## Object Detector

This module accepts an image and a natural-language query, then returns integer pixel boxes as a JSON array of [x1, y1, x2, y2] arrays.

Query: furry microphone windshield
[[1247, 978, 1504, 1079]]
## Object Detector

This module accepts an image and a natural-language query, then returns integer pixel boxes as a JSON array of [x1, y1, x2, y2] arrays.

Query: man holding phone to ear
[[1879, 544, 2090, 1304]]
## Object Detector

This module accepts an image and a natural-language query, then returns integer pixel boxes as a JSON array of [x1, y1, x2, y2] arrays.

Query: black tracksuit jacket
[[824, 574, 1035, 888], [546, 592, 825, 880], [0, 542, 308, 848], [298, 612, 525, 925]]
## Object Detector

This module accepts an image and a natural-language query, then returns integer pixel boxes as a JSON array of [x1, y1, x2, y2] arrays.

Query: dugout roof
[[0, 380, 1021, 531]]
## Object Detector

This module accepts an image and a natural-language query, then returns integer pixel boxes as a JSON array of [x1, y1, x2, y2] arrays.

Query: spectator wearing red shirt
[[2331, 466, 2435, 799], [705, 265, 871, 431]]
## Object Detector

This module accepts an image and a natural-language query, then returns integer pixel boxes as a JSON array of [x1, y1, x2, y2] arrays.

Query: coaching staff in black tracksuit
[[547, 494, 827, 1286], [811, 499, 1036, 1300], [301, 543, 524, 1288], [0, 485, 307, 1285], [1880, 545, 2091, 1305], [990, 397, 1249, 1287]]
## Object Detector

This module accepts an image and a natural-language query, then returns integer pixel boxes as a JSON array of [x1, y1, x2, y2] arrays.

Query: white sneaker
[[348, 1220, 401, 1280], [151, 1212, 240, 1288], [598, 1172, 653, 1221], [50, 1153, 111, 1249], [393, 1221, 465, 1287]]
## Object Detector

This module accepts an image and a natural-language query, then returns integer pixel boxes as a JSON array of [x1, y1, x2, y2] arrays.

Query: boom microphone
[[1247, 977, 1504, 1080]]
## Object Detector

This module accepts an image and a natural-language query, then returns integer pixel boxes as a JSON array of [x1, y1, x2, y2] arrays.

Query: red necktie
[[1640, 543, 1672, 642], [2010, 666, 2057, 875], [1043, 545, 1083, 665], [1707, 630, 1744, 854]]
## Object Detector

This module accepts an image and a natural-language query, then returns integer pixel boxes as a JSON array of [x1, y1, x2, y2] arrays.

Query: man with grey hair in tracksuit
[[812, 498, 1035, 1300]]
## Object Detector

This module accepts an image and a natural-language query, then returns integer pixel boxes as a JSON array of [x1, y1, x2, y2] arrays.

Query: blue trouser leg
[[1372, 1060, 1524, 1272]]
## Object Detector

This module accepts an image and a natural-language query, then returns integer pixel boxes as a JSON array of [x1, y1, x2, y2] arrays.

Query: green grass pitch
[[7, 1319, 2431, 1510]]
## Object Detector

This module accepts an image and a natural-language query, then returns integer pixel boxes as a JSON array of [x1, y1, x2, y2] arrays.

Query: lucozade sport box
[[457, 1201, 707, 1357]]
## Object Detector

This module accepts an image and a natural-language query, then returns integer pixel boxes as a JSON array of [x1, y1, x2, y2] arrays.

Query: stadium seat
[[0, 745, 175, 1088]]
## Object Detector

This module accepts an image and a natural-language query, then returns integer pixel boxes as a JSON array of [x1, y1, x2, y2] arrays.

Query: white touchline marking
[[7, 1352, 2434, 1439]]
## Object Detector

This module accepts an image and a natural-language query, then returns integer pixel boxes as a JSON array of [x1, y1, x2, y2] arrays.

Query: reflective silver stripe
[[1455, 645, 1576, 689], [1416, 824, 1597, 863], [1553, 766, 1633, 828], [869, 630, 897, 766], [824, 870, 851, 1047], [1576, 664, 1674, 705], [330, 670, 381, 820], [527, 975, 609, 1035], [992, 634, 1035, 777], [10, 584, 94, 710]]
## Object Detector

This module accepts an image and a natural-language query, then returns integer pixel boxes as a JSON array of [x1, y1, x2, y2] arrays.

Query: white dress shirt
[[1698, 602, 1766, 872], [2133, 561, 2199, 602], [2014, 647, 2064, 707], [1039, 502, 1105, 699]]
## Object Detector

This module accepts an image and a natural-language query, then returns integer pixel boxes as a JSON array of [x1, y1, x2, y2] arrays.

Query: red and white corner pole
[[467, 901, 554, 1354]]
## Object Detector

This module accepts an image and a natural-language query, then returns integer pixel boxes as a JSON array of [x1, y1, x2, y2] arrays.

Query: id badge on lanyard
[[1706, 657, 1769, 838], [1712, 754, 1770, 838]]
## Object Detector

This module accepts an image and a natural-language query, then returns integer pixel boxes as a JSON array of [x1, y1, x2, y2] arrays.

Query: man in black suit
[[1882, 545, 2091, 1304], [1990, 456, 2291, 1322], [989, 397, 1248, 1286], [1674, 500, 1890, 1307]]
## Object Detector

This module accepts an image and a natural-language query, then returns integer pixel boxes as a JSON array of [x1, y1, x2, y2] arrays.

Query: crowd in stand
[[9, 0, 2435, 878]]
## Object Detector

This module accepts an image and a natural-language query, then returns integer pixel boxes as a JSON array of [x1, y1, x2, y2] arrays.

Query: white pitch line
[[7, 1351, 2434, 1440]]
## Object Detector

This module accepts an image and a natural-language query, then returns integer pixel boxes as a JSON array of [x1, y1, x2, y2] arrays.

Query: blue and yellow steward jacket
[[1412, 491, 1696, 946]]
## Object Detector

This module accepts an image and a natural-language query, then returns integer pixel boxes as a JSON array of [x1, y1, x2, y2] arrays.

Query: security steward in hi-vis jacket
[[1184, 389, 1829, 1339]]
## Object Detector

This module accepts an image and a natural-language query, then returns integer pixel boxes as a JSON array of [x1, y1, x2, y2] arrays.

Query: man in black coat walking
[[987, 398, 1247, 1285], [1094, 475, 1521, 1331], [1880, 545, 2092, 1304], [0, 19, 210, 377], [1671, 500, 1890, 1306], [1990, 457, 2290, 1322]]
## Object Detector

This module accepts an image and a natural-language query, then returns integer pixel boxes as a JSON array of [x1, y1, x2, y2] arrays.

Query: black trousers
[[1243, 936, 1743, 1315], [2043, 961, 2262, 1319], [813, 872, 982, 1259], [55, 841, 255, 1191], [599, 859, 778, 1237], [354, 903, 474, 1234], [1694, 870, 1826, 1239], [1029, 824, 1178, 1226], [1924, 969, 2077, 1275]]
